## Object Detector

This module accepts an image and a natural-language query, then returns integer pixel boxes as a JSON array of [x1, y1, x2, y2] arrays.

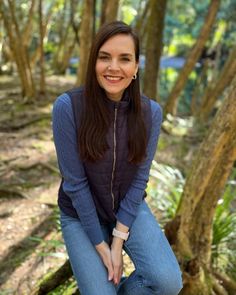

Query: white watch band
[[112, 228, 129, 241]]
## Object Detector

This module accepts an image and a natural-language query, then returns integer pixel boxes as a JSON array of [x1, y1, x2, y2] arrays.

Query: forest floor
[[0, 75, 196, 295]]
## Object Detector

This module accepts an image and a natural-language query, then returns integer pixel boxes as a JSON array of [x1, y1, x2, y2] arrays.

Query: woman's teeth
[[105, 76, 122, 81]]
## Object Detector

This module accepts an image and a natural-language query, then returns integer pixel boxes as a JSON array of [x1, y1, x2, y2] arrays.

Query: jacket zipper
[[111, 104, 118, 210]]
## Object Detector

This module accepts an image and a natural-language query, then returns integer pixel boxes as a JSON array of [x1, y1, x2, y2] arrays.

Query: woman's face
[[96, 34, 139, 101]]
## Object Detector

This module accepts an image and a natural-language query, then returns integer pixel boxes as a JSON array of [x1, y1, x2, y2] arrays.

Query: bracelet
[[112, 228, 129, 241]]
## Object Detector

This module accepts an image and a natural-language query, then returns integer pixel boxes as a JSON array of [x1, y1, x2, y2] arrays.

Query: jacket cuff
[[116, 208, 136, 229], [84, 224, 104, 245]]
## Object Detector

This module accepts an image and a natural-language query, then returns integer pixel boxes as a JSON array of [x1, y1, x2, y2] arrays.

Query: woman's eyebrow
[[98, 51, 133, 57], [120, 53, 133, 57], [98, 51, 110, 55]]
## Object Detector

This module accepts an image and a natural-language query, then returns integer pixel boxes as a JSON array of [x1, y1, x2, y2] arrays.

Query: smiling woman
[[52, 21, 182, 295], [96, 34, 138, 101]]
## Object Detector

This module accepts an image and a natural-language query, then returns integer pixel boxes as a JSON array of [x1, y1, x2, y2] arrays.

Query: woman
[[52, 21, 182, 295]]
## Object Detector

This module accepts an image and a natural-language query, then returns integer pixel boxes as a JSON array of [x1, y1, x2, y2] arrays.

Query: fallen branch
[[212, 275, 228, 295], [0, 113, 51, 132], [17, 162, 60, 175], [0, 209, 13, 218], [0, 188, 30, 199], [214, 271, 236, 295], [31, 259, 76, 295]]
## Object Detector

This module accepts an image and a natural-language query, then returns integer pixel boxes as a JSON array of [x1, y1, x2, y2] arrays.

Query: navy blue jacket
[[58, 87, 152, 223]]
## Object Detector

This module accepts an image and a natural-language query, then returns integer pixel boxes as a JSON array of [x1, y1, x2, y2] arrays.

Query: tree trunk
[[134, 0, 150, 39], [22, 0, 36, 47], [8, 0, 35, 98], [53, 36, 77, 76], [70, 0, 81, 45], [31, 1, 55, 69], [76, 0, 94, 86], [38, 0, 46, 95], [213, 271, 236, 295], [143, 0, 167, 100], [52, 1, 76, 75], [165, 76, 236, 294], [0, 1, 36, 100], [164, 0, 220, 116], [197, 45, 236, 121], [190, 60, 210, 116], [100, 0, 119, 26]]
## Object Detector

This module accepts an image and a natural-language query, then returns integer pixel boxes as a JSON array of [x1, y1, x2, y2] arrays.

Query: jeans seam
[[123, 242, 145, 291]]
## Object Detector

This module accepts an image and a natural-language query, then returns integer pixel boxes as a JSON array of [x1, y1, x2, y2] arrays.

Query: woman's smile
[[104, 75, 123, 82]]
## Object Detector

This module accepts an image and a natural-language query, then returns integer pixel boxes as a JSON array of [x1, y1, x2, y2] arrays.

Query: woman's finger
[[113, 265, 119, 284], [115, 265, 123, 285], [106, 259, 114, 281]]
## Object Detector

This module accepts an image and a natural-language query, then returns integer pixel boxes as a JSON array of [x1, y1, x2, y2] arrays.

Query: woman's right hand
[[95, 241, 114, 282]]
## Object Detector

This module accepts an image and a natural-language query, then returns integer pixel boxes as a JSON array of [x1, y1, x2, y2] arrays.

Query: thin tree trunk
[[100, 0, 119, 26], [70, 0, 81, 45], [213, 271, 236, 295], [76, 0, 94, 86], [197, 45, 236, 120], [134, 0, 150, 38], [190, 60, 209, 116], [92, 0, 96, 37], [0, 1, 36, 100], [165, 77, 236, 294], [143, 0, 167, 100], [39, 0, 46, 95], [8, 0, 35, 98], [52, 1, 73, 74], [31, 1, 55, 68], [22, 0, 36, 47], [61, 37, 77, 74], [164, 0, 220, 116]]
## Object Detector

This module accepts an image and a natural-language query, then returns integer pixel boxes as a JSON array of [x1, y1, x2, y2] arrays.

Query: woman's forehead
[[99, 34, 136, 55]]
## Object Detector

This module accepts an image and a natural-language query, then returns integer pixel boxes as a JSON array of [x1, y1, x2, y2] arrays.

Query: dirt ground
[[0, 76, 76, 294]]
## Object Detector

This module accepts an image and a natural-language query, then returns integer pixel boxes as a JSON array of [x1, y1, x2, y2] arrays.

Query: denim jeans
[[60, 201, 183, 295]]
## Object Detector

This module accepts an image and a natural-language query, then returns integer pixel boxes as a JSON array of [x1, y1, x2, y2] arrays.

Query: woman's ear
[[134, 62, 139, 76]]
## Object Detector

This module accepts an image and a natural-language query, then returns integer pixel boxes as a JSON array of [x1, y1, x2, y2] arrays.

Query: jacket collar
[[103, 89, 130, 111]]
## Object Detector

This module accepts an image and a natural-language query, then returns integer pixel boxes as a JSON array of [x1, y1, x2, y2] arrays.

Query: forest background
[[0, 0, 236, 294]]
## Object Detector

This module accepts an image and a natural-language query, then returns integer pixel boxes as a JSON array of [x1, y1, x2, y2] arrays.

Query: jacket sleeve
[[52, 93, 104, 245], [116, 100, 163, 228]]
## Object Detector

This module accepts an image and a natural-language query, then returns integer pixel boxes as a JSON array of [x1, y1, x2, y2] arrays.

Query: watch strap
[[112, 228, 129, 241]]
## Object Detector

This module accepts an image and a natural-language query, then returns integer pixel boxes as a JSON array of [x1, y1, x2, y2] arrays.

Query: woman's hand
[[95, 241, 114, 281], [111, 237, 124, 285]]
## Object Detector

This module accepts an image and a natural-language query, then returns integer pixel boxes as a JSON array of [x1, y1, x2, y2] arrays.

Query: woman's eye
[[98, 55, 109, 60], [121, 57, 130, 62]]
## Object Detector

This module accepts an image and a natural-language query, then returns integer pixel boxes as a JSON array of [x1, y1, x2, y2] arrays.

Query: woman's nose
[[108, 59, 120, 71]]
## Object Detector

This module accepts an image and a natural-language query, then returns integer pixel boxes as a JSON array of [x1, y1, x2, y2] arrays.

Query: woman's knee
[[145, 267, 183, 295]]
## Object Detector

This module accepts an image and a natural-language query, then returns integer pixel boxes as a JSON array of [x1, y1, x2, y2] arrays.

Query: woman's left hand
[[111, 237, 124, 286]]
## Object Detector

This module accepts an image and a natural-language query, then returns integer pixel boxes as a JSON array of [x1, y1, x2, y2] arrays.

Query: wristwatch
[[112, 228, 130, 241]]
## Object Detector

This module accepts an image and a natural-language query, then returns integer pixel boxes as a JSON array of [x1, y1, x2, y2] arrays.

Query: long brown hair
[[78, 21, 147, 164]]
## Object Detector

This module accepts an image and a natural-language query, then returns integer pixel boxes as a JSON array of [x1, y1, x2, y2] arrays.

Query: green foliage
[[148, 161, 236, 277], [147, 161, 184, 224], [212, 174, 236, 278], [164, 0, 210, 52], [47, 279, 77, 295], [158, 0, 236, 114], [28, 206, 64, 259], [121, 5, 137, 24]]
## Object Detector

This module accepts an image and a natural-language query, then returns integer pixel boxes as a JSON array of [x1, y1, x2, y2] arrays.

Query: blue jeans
[[60, 201, 183, 295]]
